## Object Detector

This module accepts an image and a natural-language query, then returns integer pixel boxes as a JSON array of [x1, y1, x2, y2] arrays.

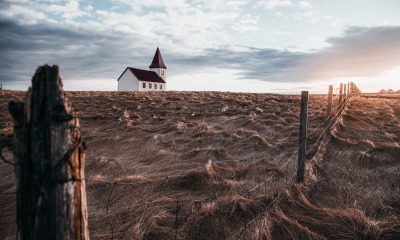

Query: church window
[[161, 69, 165, 75], [160, 84, 163, 90], [142, 82, 146, 88], [149, 83, 152, 89], [155, 84, 158, 89]]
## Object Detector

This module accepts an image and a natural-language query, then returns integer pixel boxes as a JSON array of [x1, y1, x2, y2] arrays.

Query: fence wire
[[0, 87, 360, 240]]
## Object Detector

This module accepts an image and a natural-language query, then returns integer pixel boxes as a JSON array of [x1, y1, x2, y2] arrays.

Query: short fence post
[[339, 83, 343, 110], [347, 82, 350, 95], [8, 65, 89, 240], [327, 85, 333, 135], [297, 91, 308, 183]]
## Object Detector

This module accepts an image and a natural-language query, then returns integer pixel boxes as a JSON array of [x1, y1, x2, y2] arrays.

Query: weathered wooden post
[[297, 91, 308, 183], [343, 84, 347, 104], [347, 82, 350, 95], [327, 85, 333, 135], [8, 65, 89, 240], [339, 83, 343, 110]]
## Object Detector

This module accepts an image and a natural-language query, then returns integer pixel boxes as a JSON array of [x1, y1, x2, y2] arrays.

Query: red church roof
[[117, 67, 166, 83], [149, 47, 167, 69]]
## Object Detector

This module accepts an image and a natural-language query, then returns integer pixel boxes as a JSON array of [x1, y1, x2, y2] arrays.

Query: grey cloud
[[1, 18, 399, 90], [0, 18, 153, 88], [176, 27, 400, 82], [169, 26, 400, 83], [296, 26, 400, 80], [169, 48, 306, 82], [1, 0, 309, 88]]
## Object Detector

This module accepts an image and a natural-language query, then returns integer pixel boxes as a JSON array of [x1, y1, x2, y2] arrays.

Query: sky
[[0, 0, 399, 94]]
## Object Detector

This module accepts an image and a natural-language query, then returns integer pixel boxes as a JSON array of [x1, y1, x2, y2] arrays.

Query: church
[[117, 47, 167, 91]]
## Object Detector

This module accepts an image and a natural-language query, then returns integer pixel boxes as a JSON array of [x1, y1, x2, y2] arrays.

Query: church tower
[[149, 47, 167, 82]]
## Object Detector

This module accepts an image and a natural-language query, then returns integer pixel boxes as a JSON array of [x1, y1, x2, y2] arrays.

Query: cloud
[[1, 16, 400, 89], [1, 0, 399, 90], [0, 4, 47, 24], [257, 0, 293, 9], [169, 47, 306, 82], [297, 26, 400, 80], [232, 14, 259, 33], [172, 26, 400, 83], [46, 0, 89, 19], [0, 0, 89, 24], [294, 11, 332, 23], [0, 18, 149, 85], [0, 16, 300, 87], [299, 1, 312, 8]]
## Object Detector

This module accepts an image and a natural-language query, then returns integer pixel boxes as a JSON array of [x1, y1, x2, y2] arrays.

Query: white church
[[117, 47, 167, 91]]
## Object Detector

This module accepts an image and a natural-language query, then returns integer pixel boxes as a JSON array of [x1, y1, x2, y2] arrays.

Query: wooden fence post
[[297, 91, 308, 183], [339, 83, 343, 110], [347, 82, 350, 95], [8, 65, 89, 240], [327, 85, 333, 135], [343, 84, 347, 103]]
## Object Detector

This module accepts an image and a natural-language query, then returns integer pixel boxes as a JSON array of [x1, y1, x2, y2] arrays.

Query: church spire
[[149, 47, 167, 69]]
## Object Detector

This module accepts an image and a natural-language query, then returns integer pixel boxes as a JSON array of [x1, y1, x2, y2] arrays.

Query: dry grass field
[[0, 90, 399, 239]]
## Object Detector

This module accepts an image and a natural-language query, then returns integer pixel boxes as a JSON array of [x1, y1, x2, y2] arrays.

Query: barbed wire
[[307, 96, 337, 120], [307, 115, 331, 138], [234, 93, 358, 239]]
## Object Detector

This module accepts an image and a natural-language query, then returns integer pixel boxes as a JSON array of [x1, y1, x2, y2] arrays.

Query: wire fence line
[[0, 84, 360, 239], [233, 89, 358, 239]]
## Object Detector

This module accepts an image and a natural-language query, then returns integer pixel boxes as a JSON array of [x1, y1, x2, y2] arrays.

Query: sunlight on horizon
[[8, 65, 399, 94]]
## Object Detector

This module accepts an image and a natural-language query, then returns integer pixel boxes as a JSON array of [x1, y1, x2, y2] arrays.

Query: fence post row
[[347, 83, 350, 95], [296, 91, 308, 183], [8, 65, 89, 240], [296, 82, 361, 184]]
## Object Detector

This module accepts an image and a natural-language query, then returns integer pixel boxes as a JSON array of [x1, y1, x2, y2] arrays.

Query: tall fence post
[[8, 65, 89, 240], [327, 85, 333, 135], [297, 91, 308, 183], [343, 84, 347, 103]]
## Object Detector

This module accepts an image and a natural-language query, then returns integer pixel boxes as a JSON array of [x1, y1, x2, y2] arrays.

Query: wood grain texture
[[9, 65, 89, 240]]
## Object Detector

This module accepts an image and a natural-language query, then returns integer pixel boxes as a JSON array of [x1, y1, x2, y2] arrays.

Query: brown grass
[[0, 90, 399, 239]]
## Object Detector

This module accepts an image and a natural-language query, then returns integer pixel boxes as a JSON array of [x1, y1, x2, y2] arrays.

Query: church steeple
[[149, 47, 167, 69], [149, 47, 167, 81]]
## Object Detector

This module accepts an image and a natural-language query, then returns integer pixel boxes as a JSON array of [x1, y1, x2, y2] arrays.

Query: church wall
[[139, 81, 166, 91], [118, 70, 139, 91], [150, 68, 167, 81]]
